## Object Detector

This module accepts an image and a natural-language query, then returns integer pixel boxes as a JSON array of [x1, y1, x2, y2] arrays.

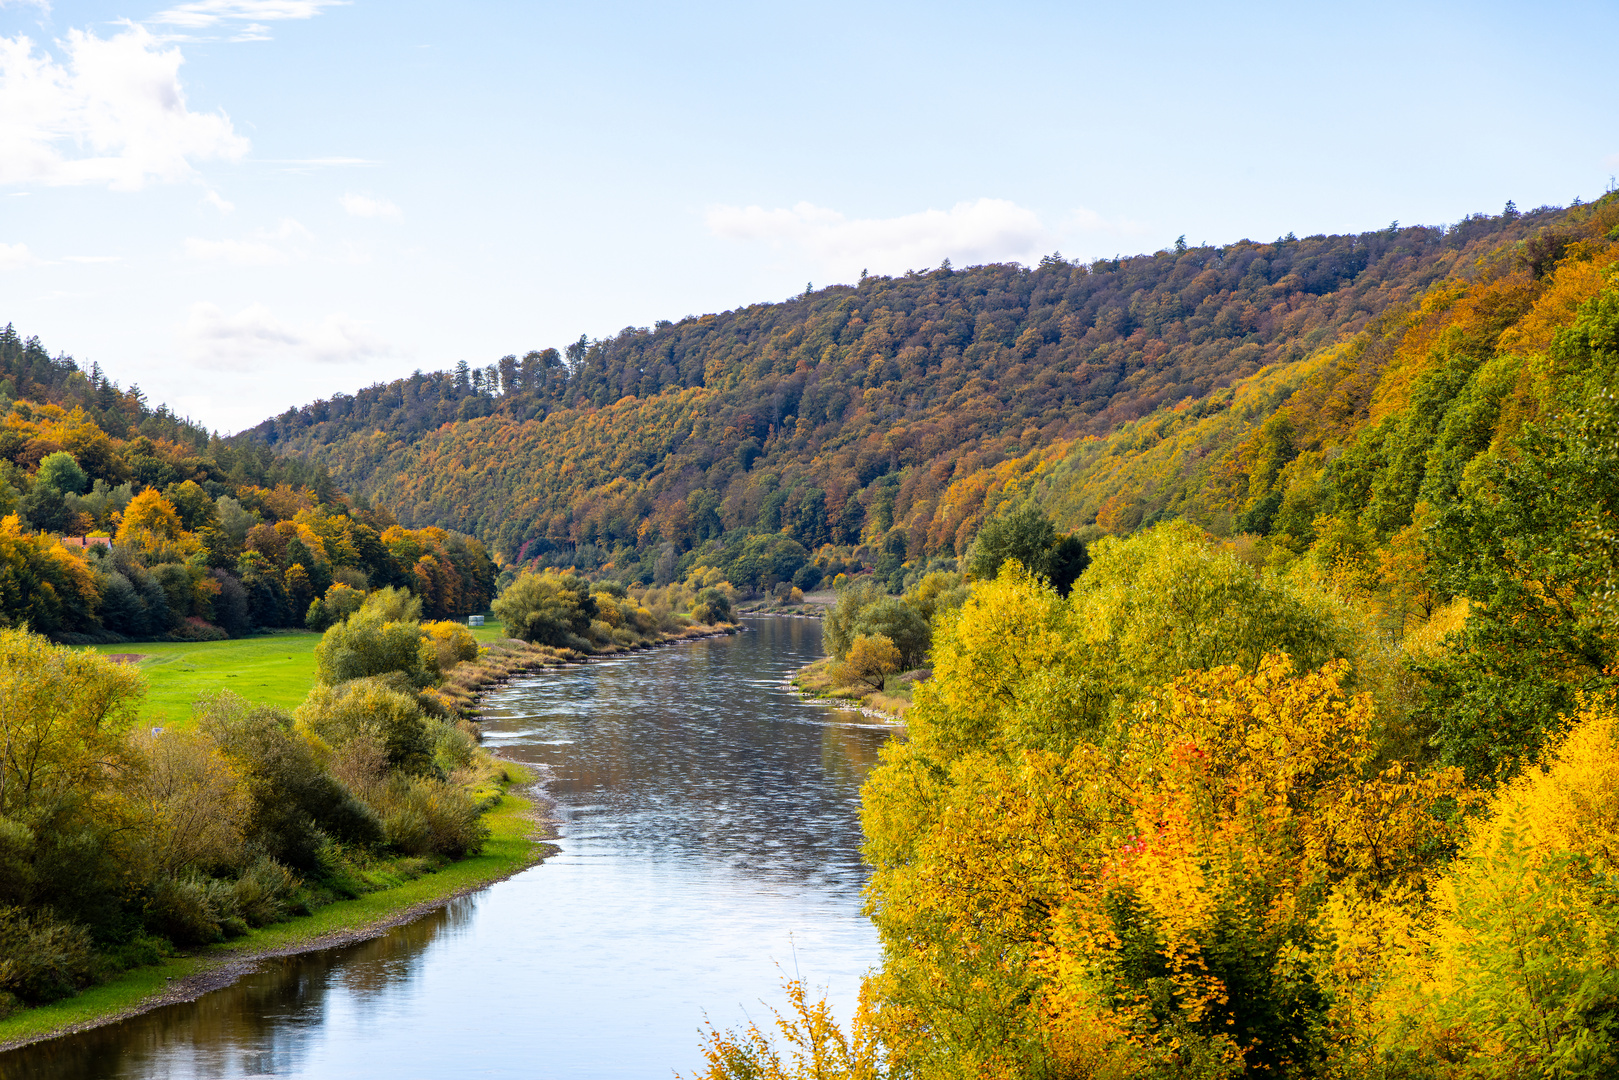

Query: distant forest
[[244, 204, 1573, 586]]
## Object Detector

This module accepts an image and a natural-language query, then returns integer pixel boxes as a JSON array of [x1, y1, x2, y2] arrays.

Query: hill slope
[[247, 197, 1616, 587]]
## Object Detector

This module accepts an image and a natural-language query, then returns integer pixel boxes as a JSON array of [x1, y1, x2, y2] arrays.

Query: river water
[[4, 617, 890, 1079]]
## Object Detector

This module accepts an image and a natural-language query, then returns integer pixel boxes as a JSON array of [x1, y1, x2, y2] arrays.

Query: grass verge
[[0, 763, 547, 1052]]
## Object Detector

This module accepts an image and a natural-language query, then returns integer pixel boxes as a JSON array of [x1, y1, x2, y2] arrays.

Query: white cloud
[[1062, 206, 1150, 237], [204, 188, 234, 212], [258, 156, 376, 167], [706, 197, 1050, 277], [0, 241, 37, 269], [179, 301, 392, 369], [0, 25, 248, 189], [183, 217, 310, 265], [63, 254, 121, 263], [150, 1, 347, 33], [340, 191, 399, 218]]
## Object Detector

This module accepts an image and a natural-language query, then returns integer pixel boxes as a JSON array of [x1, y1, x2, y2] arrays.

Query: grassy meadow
[[87, 617, 507, 729]]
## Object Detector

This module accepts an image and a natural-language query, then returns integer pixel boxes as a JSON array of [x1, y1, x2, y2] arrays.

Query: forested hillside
[[246, 201, 1593, 585], [687, 194, 1619, 1079], [0, 333, 496, 641]]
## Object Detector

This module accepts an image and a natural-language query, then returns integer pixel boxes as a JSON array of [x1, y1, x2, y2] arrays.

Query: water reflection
[[2, 903, 468, 1080], [6, 617, 890, 1078]]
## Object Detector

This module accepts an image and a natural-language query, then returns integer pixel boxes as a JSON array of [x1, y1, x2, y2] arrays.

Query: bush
[[143, 876, 238, 945], [0, 906, 94, 1004], [230, 857, 299, 928], [492, 572, 597, 647], [294, 677, 436, 776], [430, 719, 479, 775], [422, 620, 479, 673], [197, 692, 383, 869], [315, 613, 434, 687], [693, 587, 732, 624], [373, 775, 487, 858]]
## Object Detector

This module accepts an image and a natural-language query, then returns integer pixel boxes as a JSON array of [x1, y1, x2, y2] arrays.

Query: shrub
[[0, 906, 93, 1004], [230, 857, 299, 928], [834, 634, 901, 691], [422, 620, 479, 673], [430, 720, 479, 775], [197, 692, 383, 869], [143, 876, 235, 945], [492, 572, 597, 647], [127, 728, 250, 878], [314, 613, 433, 687], [294, 677, 436, 776], [373, 775, 487, 858]]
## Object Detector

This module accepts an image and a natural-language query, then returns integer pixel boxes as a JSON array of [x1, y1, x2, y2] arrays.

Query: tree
[[967, 503, 1088, 595], [834, 634, 900, 690], [34, 452, 87, 497], [1419, 292, 1619, 781], [492, 572, 597, 647]]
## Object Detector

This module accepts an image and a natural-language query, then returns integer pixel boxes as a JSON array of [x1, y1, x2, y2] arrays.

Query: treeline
[[492, 567, 735, 652], [244, 202, 1568, 587], [0, 590, 504, 1015], [1, 324, 213, 450], [0, 391, 495, 641]]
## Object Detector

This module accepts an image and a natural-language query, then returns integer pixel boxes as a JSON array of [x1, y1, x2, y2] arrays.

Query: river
[[4, 617, 891, 1078]]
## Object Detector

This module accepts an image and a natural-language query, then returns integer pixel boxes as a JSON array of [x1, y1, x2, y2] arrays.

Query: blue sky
[[1, 0, 1615, 432]]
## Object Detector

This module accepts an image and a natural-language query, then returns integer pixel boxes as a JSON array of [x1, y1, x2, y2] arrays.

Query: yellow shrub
[[421, 620, 479, 674]]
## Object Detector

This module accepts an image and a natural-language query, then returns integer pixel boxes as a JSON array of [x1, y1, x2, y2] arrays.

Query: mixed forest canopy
[[245, 199, 1599, 597], [684, 192, 1619, 1079], [0, 331, 495, 642]]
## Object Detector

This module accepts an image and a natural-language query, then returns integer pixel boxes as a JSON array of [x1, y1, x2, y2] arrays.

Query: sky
[[1, 1, 1616, 434]]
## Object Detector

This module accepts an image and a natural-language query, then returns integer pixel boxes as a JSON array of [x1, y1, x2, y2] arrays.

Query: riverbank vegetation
[[0, 582, 534, 1025], [491, 566, 738, 651], [689, 197, 1619, 1077], [0, 767, 540, 1051]]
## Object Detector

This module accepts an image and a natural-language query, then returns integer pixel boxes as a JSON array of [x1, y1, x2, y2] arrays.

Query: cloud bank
[[706, 197, 1050, 278], [179, 301, 392, 369], [340, 192, 399, 218], [151, 1, 347, 41], [0, 25, 248, 189]]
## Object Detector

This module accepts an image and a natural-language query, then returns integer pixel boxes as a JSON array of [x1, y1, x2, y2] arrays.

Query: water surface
[[5, 617, 889, 1078]]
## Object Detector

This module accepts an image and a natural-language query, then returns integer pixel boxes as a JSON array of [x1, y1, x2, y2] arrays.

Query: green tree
[[492, 572, 597, 647], [967, 503, 1089, 596]]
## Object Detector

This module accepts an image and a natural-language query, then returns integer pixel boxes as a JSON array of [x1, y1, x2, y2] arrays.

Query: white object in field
[[468, 615, 485, 627]]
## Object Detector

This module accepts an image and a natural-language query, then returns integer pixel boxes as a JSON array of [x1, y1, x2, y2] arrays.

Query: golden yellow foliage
[[833, 633, 901, 691], [422, 619, 479, 674], [1357, 698, 1619, 1077]]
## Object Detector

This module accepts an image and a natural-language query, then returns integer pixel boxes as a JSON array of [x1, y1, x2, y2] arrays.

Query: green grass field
[[89, 633, 323, 729], [87, 619, 511, 729]]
